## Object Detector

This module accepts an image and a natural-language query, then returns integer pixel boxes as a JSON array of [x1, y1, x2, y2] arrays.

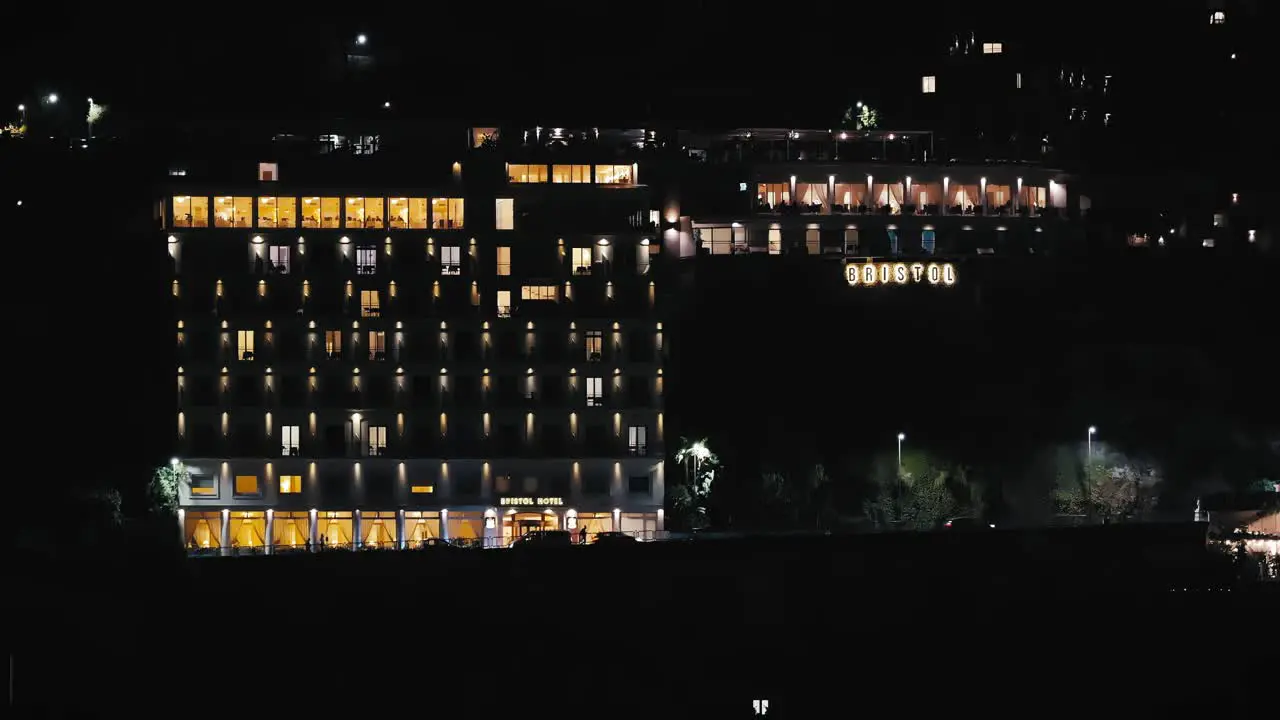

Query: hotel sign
[[846, 261, 957, 287], [499, 497, 564, 507]]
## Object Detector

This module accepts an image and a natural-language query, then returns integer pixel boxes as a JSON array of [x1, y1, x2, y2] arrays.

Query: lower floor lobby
[[181, 505, 663, 554]]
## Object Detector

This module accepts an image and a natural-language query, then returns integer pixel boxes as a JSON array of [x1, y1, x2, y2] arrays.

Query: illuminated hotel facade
[[169, 132, 666, 553], [166, 125, 1081, 554], [669, 129, 1079, 262]]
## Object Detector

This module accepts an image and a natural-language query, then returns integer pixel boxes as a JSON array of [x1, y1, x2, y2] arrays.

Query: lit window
[[585, 331, 603, 361], [325, 330, 343, 359], [234, 475, 259, 495], [508, 164, 548, 183], [921, 75, 936, 93], [360, 290, 381, 317], [497, 289, 512, 318], [172, 195, 209, 227], [982, 42, 1003, 54], [189, 475, 216, 496], [441, 246, 461, 275], [1016, 72, 1022, 89], [237, 330, 255, 360], [282, 425, 300, 456], [594, 164, 634, 185], [496, 246, 511, 276], [431, 197, 465, 229], [213, 196, 252, 228], [369, 426, 388, 456], [586, 377, 604, 406], [301, 197, 341, 229], [495, 198, 515, 230], [344, 197, 384, 229], [258, 162, 278, 182], [368, 331, 386, 360], [572, 248, 592, 275], [1210, 10, 1225, 24], [410, 485, 434, 494], [387, 197, 428, 229], [551, 164, 591, 183], [268, 245, 290, 274], [279, 475, 302, 494], [257, 197, 296, 228], [356, 245, 377, 275], [520, 285, 558, 301], [628, 426, 647, 455]]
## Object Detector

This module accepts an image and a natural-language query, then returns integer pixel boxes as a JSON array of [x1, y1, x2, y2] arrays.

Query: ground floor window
[[273, 511, 310, 549], [229, 511, 266, 551], [362, 511, 397, 548], [405, 511, 441, 545], [578, 512, 613, 542], [317, 511, 353, 548], [620, 513, 658, 540], [185, 511, 221, 549], [447, 512, 484, 544]]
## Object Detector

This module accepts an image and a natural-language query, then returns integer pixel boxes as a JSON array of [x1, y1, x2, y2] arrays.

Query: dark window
[[627, 330, 653, 361], [496, 331, 519, 361], [279, 376, 305, 407], [541, 424, 566, 456], [454, 331, 479, 361], [628, 475, 652, 495], [322, 425, 346, 457], [190, 423, 218, 455], [583, 472, 609, 495], [233, 376, 260, 405], [189, 376, 217, 406], [627, 377, 651, 406], [412, 375, 435, 405]]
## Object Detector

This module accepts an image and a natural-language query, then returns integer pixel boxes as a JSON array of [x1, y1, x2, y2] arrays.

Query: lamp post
[[17, 104, 24, 126], [1087, 426, 1097, 459], [897, 432, 906, 469]]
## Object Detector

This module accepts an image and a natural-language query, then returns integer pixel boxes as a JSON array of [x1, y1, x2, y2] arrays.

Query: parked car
[[943, 516, 996, 530], [510, 530, 574, 548], [591, 532, 638, 547]]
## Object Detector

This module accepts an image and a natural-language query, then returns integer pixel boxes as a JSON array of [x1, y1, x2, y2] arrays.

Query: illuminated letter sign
[[846, 261, 956, 287], [499, 497, 565, 507]]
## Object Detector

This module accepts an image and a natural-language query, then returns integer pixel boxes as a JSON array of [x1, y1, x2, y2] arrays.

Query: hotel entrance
[[502, 511, 560, 546]]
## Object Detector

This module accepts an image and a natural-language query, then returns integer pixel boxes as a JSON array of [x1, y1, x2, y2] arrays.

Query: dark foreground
[[13, 524, 1277, 717]]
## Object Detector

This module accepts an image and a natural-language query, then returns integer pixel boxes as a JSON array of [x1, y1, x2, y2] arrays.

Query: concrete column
[[177, 509, 186, 548], [308, 508, 318, 551], [657, 508, 665, 533], [396, 509, 406, 550], [440, 508, 450, 541], [219, 509, 230, 557], [353, 509, 362, 550], [612, 508, 621, 532], [265, 509, 274, 555]]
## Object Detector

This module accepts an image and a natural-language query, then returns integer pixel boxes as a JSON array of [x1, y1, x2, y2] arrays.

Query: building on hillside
[[168, 146, 666, 554]]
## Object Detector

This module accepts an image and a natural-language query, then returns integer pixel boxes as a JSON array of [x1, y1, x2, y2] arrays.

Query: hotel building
[[169, 130, 666, 553], [167, 124, 1088, 554]]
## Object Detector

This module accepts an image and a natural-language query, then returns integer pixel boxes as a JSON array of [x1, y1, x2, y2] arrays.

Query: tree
[[148, 462, 186, 516], [862, 451, 972, 530], [1054, 453, 1161, 523], [671, 438, 720, 530]]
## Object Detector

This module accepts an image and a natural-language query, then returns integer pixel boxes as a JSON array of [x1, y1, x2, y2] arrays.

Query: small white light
[[383, 101, 391, 109], [356, 34, 367, 45]]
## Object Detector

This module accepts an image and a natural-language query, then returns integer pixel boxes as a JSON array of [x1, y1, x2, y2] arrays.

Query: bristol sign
[[845, 261, 957, 287]]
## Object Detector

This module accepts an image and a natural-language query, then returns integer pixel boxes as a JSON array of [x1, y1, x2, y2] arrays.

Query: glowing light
[[846, 261, 957, 287]]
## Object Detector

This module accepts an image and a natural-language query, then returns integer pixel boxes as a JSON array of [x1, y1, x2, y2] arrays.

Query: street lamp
[[170, 457, 180, 467], [1087, 426, 1097, 459], [44, 93, 57, 104], [897, 432, 906, 468], [356, 33, 367, 45], [17, 103, 25, 125]]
